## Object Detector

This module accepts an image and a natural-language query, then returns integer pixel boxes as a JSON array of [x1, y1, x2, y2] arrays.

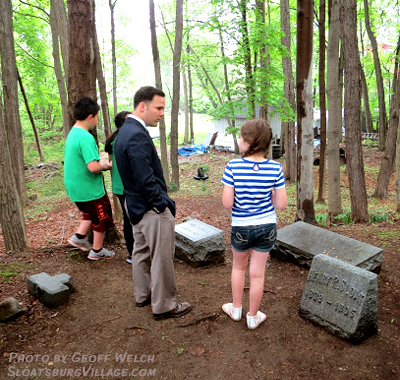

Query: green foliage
[[0, 263, 29, 282]]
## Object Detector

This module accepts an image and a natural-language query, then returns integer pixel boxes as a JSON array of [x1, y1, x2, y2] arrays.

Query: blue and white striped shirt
[[221, 158, 285, 226]]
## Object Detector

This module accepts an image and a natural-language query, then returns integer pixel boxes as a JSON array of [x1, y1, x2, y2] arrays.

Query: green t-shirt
[[111, 139, 124, 195], [64, 127, 105, 202]]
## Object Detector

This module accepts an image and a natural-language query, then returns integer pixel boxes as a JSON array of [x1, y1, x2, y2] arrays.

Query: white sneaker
[[246, 311, 266, 329], [87, 247, 115, 261], [222, 303, 242, 321]]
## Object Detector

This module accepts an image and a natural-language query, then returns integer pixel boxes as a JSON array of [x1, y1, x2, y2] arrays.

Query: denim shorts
[[231, 224, 277, 253]]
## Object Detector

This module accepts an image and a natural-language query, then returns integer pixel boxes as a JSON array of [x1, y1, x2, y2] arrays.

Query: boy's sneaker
[[87, 248, 115, 261], [222, 303, 242, 321], [68, 234, 92, 252], [246, 311, 266, 330]]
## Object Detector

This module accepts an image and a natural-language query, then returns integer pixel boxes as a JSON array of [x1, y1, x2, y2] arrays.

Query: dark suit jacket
[[114, 117, 175, 225]]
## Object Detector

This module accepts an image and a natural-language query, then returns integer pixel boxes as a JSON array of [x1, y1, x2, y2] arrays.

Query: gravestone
[[175, 219, 225, 267], [0, 297, 23, 322], [300, 254, 378, 344], [27, 272, 75, 308], [270, 221, 383, 273]]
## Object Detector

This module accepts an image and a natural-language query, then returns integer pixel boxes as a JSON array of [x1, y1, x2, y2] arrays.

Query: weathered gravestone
[[300, 254, 378, 343], [175, 219, 225, 267], [271, 221, 383, 273], [27, 272, 75, 308]]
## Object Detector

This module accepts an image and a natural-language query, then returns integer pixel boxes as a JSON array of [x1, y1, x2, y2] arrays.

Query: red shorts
[[75, 194, 114, 232]]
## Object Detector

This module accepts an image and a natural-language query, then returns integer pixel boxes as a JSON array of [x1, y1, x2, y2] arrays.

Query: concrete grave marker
[[175, 219, 225, 267], [27, 272, 75, 308], [271, 221, 383, 273], [300, 254, 378, 343]]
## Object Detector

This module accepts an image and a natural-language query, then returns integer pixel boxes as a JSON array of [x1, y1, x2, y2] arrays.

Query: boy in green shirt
[[64, 97, 115, 260]]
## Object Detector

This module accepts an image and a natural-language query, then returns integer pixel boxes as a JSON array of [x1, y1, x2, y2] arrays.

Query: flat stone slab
[[27, 272, 75, 308], [300, 254, 378, 343], [175, 219, 225, 267], [270, 221, 383, 273]]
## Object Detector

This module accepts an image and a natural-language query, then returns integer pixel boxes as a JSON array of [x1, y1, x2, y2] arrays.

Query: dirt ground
[[1, 148, 399, 380]]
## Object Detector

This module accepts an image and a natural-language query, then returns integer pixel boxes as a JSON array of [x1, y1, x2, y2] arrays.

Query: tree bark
[[280, 0, 297, 182], [0, 0, 27, 204], [340, 0, 369, 222], [0, 91, 27, 253], [317, 0, 327, 204], [149, 0, 170, 188], [182, 71, 189, 145], [296, 0, 315, 223], [17, 71, 45, 162], [326, 0, 342, 216], [67, 0, 97, 128], [50, 0, 70, 137], [170, 0, 184, 189], [52, 0, 69, 81], [363, 0, 387, 151]]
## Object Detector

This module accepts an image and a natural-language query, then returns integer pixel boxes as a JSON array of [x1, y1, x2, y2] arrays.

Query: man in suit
[[114, 86, 192, 320]]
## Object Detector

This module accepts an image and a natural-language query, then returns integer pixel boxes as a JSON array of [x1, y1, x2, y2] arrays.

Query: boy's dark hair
[[133, 86, 165, 109], [73, 97, 100, 121], [105, 111, 131, 154], [240, 119, 272, 158]]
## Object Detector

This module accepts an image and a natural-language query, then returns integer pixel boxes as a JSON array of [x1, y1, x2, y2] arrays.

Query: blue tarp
[[178, 144, 207, 156]]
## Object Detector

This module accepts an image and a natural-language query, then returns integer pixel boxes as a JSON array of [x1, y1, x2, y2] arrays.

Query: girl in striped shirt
[[221, 119, 287, 329]]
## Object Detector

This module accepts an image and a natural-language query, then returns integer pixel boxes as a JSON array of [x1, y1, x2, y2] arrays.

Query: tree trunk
[[374, 37, 400, 199], [239, 0, 255, 118], [94, 27, 112, 139], [0, 91, 27, 253], [340, 0, 369, 222], [67, 0, 97, 128], [296, 0, 315, 223], [17, 71, 45, 162], [280, 0, 297, 182], [52, 0, 69, 81], [187, 42, 194, 142], [109, 0, 118, 119], [50, 0, 70, 137], [149, 0, 170, 188], [317, 0, 327, 203], [170, 0, 184, 189], [0, 0, 27, 204], [182, 71, 189, 145], [363, 0, 387, 151], [218, 27, 239, 154], [326, 0, 342, 216], [360, 68, 373, 133]]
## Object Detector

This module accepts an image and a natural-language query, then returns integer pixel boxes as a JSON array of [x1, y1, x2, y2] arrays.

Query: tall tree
[[296, 0, 315, 223], [0, 0, 27, 204], [149, 0, 170, 188], [317, 0, 327, 203], [374, 37, 400, 198], [340, 0, 369, 222], [326, 0, 342, 216], [280, 0, 296, 182], [109, 0, 118, 119], [50, 0, 70, 137], [170, 0, 184, 188], [0, 91, 27, 253], [67, 0, 97, 127], [363, 0, 387, 151]]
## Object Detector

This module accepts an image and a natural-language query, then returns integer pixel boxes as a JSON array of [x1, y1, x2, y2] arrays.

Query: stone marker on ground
[[175, 219, 225, 267], [27, 272, 75, 308], [300, 254, 378, 344], [0, 297, 24, 322], [271, 221, 383, 273]]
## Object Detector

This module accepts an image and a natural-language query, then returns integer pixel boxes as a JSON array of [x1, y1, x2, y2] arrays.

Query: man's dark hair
[[133, 86, 165, 109], [73, 97, 100, 121], [240, 119, 272, 158]]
